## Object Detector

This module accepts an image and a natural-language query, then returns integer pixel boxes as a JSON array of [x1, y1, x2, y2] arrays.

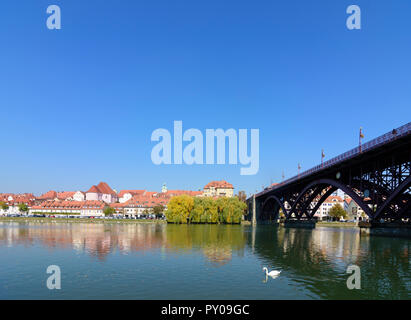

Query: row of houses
[[0, 180, 235, 217]]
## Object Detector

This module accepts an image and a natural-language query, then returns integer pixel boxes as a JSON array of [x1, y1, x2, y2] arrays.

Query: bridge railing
[[260, 122, 411, 195]]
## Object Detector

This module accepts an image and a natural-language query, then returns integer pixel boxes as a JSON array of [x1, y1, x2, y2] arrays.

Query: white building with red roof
[[0, 193, 35, 216], [313, 195, 345, 221], [85, 182, 118, 203], [203, 180, 234, 198], [30, 200, 106, 217], [114, 195, 169, 217]]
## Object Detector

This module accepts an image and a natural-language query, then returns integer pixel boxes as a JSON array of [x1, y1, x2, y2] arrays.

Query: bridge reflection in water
[[250, 225, 410, 299]]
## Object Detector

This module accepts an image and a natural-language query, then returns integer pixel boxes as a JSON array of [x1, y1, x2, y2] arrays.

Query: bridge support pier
[[358, 221, 411, 238], [251, 195, 257, 226], [281, 220, 316, 229]]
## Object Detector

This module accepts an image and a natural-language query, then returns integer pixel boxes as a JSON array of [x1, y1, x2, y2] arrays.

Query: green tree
[[18, 203, 28, 214], [216, 197, 246, 224], [165, 195, 246, 224], [190, 197, 205, 223], [203, 197, 219, 223], [152, 204, 165, 218], [165, 195, 194, 224], [103, 206, 115, 216], [0, 201, 9, 211], [328, 204, 347, 221]]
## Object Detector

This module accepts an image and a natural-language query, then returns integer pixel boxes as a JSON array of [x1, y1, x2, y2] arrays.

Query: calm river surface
[[0, 222, 409, 299]]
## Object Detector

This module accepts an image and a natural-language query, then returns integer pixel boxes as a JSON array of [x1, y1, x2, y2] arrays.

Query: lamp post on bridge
[[321, 149, 325, 168], [298, 163, 301, 179], [359, 127, 364, 153]]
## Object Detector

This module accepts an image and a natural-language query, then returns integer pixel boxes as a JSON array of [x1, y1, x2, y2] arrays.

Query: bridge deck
[[256, 122, 411, 198]]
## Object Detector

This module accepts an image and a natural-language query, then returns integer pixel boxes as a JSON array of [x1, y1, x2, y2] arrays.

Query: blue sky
[[0, 0, 410, 196]]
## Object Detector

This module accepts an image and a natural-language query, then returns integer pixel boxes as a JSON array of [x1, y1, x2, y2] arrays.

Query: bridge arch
[[373, 175, 411, 219], [286, 178, 373, 219], [261, 195, 288, 221]]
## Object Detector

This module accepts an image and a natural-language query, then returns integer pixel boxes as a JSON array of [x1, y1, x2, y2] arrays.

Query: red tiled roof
[[345, 197, 353, 205], [164, 190, 203, 197], [118, 190, 146, 198], [324, 196, 344, 203], [86, 182, 117, 196], [97, 182, 116, 195], [57, 191, 76, 200], [86, 185, 100, 193], [0, 193, 35, 206], [37, 190, 57, 200], [204, 180, 234, 189], [119, 194, 169, 208]]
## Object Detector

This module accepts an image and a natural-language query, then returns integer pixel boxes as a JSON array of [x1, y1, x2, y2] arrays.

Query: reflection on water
[[0, 222, 409, 299], [0, 223, 246, 265], [252, 227, 410, 299]]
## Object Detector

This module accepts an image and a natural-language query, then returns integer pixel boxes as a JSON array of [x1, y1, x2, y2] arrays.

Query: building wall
[[119, 193, 133, 203], [0, 205, 21, 215], [86, 192, 100, 201], [344, 201, 365, 221], [313, 199, 345, 220], [73, 192, 85, 201], [80, 208, 104, 217], [86, 192, 117, 204], [29, 208, 81, 215], [204, 187, 234, 198]]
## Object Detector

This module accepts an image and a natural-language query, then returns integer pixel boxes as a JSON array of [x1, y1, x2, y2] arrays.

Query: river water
[[0, 222, 409, 299]]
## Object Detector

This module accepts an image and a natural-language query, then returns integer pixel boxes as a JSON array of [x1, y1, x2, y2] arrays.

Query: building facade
[[312, 196, 345, 221], [30, 200, 106, 217], [85, 182, 118, 203], [203, 180, 234, 197]]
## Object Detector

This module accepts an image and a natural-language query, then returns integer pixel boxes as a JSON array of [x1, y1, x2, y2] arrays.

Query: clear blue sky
[[1, 0, 410, 196]]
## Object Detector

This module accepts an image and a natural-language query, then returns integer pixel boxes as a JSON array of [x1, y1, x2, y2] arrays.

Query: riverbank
[[317, 221, 357, 228], [0, 217, 167, 224]]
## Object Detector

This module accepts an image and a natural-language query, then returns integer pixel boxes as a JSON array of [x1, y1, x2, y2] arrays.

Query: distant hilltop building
[[203, 180, 234, 198], [85, 182, 118, 203]]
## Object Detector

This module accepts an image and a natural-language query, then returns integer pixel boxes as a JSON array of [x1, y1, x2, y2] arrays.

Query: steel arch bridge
[[248, 122, 411, 223]]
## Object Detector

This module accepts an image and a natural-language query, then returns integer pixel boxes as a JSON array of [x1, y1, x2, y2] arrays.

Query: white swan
[[263, 267, 281, 278]]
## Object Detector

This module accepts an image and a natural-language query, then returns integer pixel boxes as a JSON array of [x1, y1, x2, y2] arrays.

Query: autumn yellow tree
[[165, 195, 194, 224], [165, 195, 246, 224]]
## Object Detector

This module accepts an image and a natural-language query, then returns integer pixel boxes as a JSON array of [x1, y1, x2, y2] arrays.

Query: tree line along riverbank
[[165, 195, 247, 224]]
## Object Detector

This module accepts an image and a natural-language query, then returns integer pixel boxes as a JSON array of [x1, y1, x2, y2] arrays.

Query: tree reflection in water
[[0, 222, 247, 265]]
